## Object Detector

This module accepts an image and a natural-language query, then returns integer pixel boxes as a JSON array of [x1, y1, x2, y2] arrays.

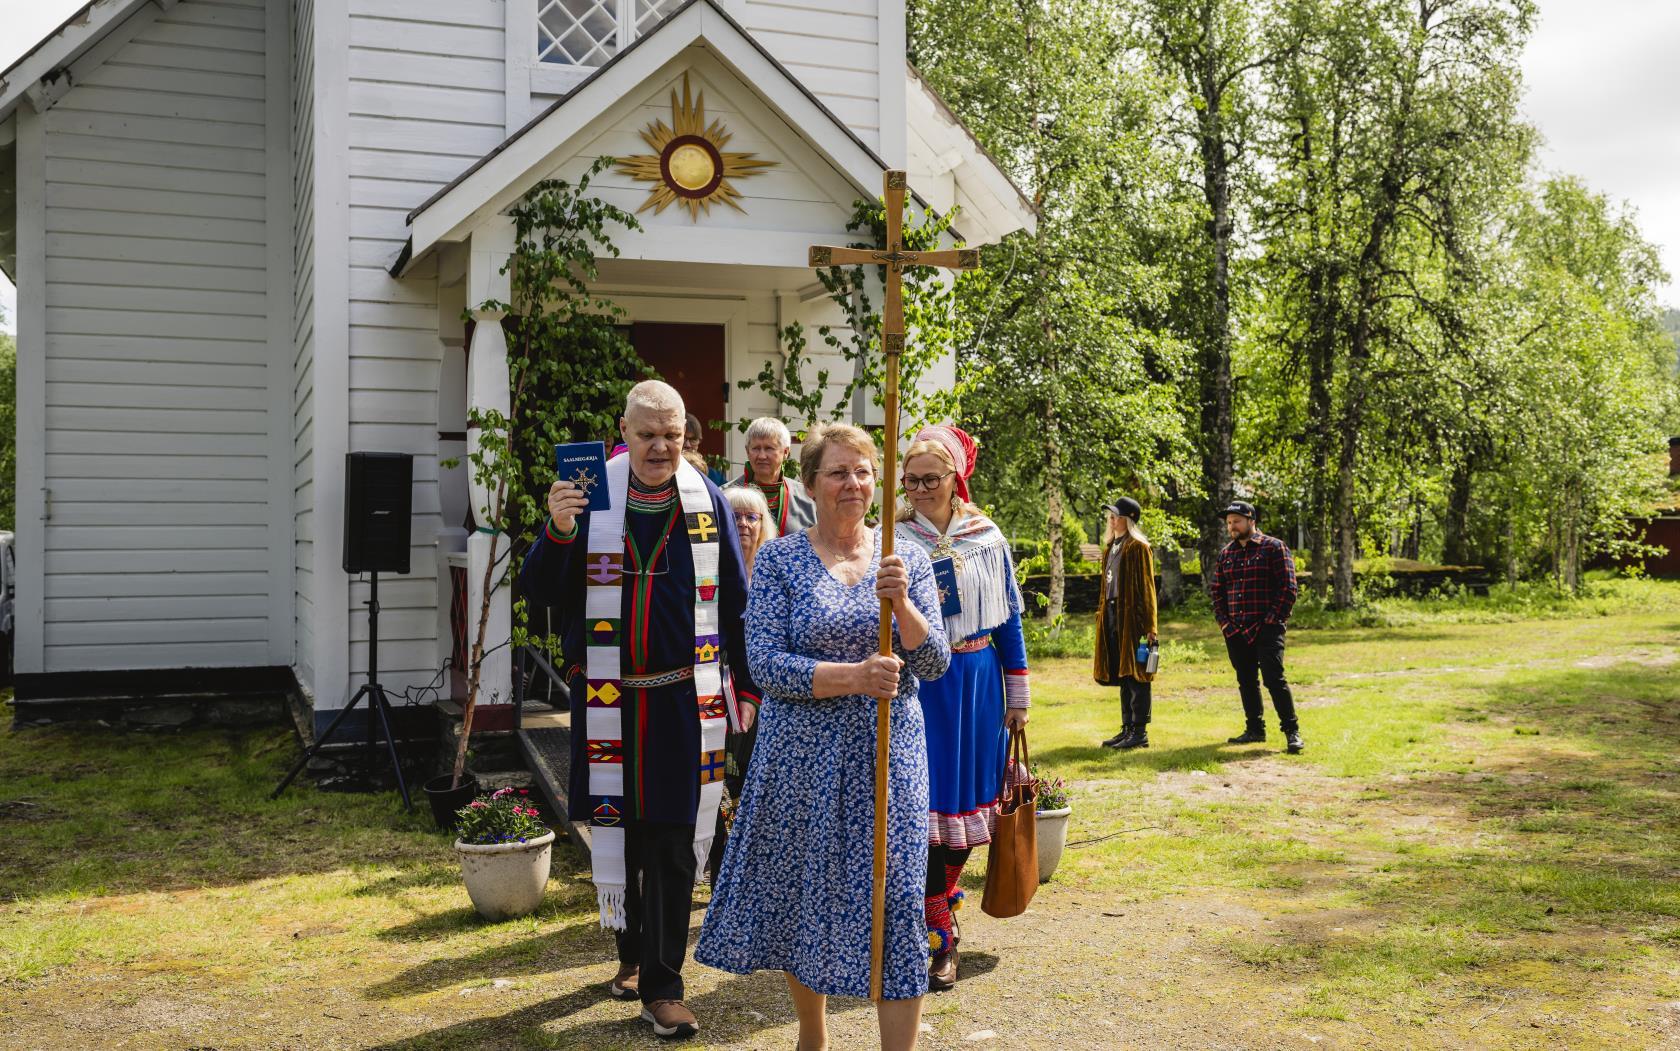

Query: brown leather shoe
[[641, 999, 700, 1039], [929, 946, 958, 992], [607, 964, 639, 1001]]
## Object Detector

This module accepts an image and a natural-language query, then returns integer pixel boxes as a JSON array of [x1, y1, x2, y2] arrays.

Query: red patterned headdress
[[911, 424, 978, 502]]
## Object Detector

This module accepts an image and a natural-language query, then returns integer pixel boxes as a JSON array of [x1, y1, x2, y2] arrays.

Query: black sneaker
[[1102, 729, 1130, 748], [1227, 728, 1266, 744], [1285, 731, 1305, 754], [1118, 730, 1149, 750]]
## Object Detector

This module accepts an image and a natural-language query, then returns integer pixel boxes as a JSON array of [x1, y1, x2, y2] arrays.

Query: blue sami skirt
[[921, 640, 1009, 847]]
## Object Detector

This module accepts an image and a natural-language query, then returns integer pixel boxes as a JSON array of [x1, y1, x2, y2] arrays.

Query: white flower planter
[[454, 829, 555, 921], [1035, 807, 1072, 883]]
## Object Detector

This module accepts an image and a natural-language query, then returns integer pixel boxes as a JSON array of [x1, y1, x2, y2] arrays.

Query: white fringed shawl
[[895, 510, 1023, 642]]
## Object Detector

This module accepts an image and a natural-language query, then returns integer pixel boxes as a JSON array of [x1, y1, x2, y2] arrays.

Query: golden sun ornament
[[616, 73, 775, 220]]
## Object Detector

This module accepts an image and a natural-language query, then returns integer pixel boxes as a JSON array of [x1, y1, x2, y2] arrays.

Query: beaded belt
[[621, 666, 695, 688], [952, 634, 992, 654]]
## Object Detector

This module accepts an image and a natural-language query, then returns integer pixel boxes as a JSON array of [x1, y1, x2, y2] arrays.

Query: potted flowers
[[453, 787, 555, 921], [1033, 768, 1072, 883]]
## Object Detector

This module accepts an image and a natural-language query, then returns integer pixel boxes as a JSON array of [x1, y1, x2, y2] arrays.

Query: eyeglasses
[[902, 472, 954, 491], [733, 512, 762, 525], [821, 467, 878, 485]]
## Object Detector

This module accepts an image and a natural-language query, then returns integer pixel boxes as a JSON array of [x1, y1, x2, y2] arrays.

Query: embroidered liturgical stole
[[584, 455, 727, 930]]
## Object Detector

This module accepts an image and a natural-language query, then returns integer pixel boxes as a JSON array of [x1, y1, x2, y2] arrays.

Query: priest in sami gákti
[[725, 416, 816, 534], [520, 380, 759, 1042]]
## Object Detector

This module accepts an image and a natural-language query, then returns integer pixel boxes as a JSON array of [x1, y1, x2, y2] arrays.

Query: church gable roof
[[396, 0, 903, 275], [0, 0, 160, 124]]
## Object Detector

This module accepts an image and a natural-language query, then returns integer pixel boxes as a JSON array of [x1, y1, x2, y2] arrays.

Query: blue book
[[555, 441, 611, 512], [931, 556, 962, 619]]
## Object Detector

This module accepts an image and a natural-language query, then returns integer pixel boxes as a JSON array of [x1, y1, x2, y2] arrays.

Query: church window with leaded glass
[[536, 0, 686, 67]]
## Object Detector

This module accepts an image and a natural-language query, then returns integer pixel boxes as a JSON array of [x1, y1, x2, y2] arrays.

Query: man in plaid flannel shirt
[[1210, 501, 1304, 754]]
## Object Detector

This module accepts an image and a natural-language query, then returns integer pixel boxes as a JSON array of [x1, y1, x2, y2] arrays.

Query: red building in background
[[1627, 437, 1680, 577]]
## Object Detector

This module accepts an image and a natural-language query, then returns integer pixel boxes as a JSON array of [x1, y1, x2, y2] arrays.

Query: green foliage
[[913, 0, 1200, 620], [733, 199, 974, 441], [450, 160, 642, 774], [1284, 573, 1680, 631], [455, 786, 548, 845], [476, 160, 649, 552], [1021, 617, 1094, 660], [914, 0, 1673, 605]]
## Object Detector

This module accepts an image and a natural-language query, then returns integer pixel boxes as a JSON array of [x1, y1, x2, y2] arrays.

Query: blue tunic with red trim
[[519, 472, 759, 826]]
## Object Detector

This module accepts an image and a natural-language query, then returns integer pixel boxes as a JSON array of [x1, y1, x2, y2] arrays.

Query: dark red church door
[[629, 322, 728, 456]]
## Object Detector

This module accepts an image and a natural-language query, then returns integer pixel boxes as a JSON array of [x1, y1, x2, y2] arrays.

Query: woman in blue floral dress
[[697, 423, 951, 1051]]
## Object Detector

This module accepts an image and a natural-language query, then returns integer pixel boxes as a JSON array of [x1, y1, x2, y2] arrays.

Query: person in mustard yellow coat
[[1092, 497, 1158, 749]]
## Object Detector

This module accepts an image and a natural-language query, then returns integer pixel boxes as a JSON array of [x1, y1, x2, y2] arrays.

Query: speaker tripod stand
[[272, 571, 413, 808]]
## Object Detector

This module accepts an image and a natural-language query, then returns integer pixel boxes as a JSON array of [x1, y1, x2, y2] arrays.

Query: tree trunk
[[1331, 412, 1359, 608], [1442, 458, 1474, 565], [1158, 545, 1185, 607], [1180, 27, 1237, 597], [454, 476, 507, 788], [1043, 385, 1066, 623], [1305, 263, 1337, 599]]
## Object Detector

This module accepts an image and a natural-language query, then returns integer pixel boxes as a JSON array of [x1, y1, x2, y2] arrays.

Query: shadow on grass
[[0, 721, 457, 902], [355, 969, 854, 1050], [367, 918, 615, 1000], [1187, 657, 1680, 1025], [1382, 663, 1680, 908], [1035, 741, 1282, 775]]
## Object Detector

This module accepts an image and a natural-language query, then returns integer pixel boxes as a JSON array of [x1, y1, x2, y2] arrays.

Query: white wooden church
[[0, 0, 1033, 734]]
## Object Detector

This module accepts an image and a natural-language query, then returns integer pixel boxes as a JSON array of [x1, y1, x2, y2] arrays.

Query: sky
[[1, 0, 1679, 337]]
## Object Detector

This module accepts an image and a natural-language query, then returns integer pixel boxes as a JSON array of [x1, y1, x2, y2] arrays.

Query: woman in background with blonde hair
[[894, 424, 1030, 991], [1094, 497, 1158, 750], [708, 485, 781, 882], [724, 484, 778, 580]]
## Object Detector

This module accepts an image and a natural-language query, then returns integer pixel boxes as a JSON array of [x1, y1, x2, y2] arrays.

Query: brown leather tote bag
[[981, 727, 1040, 918]]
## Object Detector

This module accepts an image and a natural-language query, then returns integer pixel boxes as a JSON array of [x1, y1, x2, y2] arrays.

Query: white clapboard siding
[[37, 0, 279, 675], [294, 0, 318, 691], [338, 0, 508, 699], [739, 0, 883, 149]]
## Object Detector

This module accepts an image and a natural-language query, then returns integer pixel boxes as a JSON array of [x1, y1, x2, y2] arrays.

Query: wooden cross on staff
[[808, 169, 984, 1002]]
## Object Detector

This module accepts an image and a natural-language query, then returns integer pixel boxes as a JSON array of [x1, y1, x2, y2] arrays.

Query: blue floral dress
[[695, 530, 951, 1000]]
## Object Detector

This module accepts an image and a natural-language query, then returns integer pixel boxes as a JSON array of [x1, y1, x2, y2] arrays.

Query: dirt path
[[5, 615, 1680, 1050], [7, 748, 1674, 1051]]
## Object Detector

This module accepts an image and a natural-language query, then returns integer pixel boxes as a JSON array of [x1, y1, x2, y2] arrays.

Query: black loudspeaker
[[343, 452, 413, 574]]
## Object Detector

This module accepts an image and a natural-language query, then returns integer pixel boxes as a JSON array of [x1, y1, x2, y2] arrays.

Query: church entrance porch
[[629, 321, 729, 462]]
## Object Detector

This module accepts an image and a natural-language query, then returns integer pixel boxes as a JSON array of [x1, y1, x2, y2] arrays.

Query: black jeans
[[1225, 625, 1298, 734], [1120, 676, 1152, 723], [1106, 601, 1153, 724], [615, 819, 698, 1004]]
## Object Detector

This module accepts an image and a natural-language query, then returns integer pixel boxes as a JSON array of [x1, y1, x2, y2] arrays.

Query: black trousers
[[1225, 625, 1298, 733], [1120, 676, 1152, 724], [1105, 601, 1153, 724], [615, 819, 697, 1004]]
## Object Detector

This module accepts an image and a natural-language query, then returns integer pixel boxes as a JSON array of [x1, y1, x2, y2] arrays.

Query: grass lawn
[[3, 579, 1680, 1049]]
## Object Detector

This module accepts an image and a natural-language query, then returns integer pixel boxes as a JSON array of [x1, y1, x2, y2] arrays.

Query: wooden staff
[[808, 170, 983, 1001]]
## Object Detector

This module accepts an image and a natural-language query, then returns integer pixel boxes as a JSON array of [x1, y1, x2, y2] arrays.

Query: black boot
[[1285, 731, 1304, 754], [1104, 693, 1135, 749], [1227, 725, 1266, 744], [1120, 695, 1151, 749]]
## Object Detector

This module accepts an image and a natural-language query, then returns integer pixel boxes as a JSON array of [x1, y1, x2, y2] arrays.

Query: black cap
[[1222, 500, 1257, 520], [1103, 496, 1143, 520]]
